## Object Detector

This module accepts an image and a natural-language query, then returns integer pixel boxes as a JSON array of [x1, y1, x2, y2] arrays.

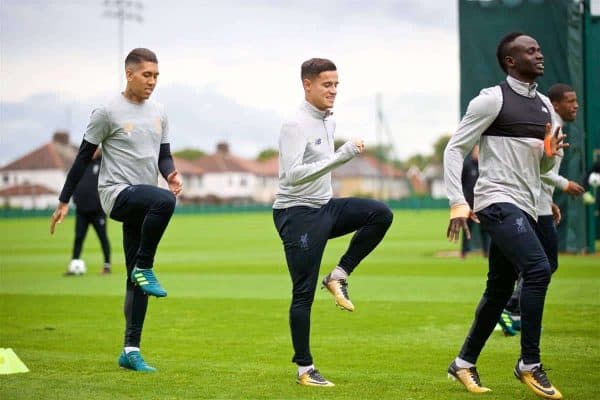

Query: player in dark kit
[[65, 148, 111, 275], [51, 48, 182, 372], [443, 33, 567, 399], [460, 144, 490, 259], [501, 83, 584, 332], [273, 58, 393, 387]]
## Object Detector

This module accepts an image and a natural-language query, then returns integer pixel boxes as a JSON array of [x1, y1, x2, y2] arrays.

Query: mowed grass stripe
[[1, 271, 598, 306]]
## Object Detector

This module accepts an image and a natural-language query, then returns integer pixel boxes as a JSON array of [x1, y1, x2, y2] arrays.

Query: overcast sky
[[0, 0, 459, 164]]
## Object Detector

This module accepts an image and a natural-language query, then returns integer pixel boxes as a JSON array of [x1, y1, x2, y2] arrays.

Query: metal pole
[[376, 93, 383, 199], [118, 3, 124, 89], [102, 1, 144, 92]]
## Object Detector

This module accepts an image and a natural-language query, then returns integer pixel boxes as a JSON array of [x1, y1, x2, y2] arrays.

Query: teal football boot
[[131, 267, 167, 297], [118, 351, 156, 372]]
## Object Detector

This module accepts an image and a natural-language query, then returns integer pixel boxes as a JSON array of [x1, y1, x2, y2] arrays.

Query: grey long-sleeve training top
[[444, 75, 558, 220], [273, 100, 359, 209]]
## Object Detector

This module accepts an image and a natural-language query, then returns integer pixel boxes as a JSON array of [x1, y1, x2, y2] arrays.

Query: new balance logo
[[299, 233, 309, 250], [514, 217, 526, 233]]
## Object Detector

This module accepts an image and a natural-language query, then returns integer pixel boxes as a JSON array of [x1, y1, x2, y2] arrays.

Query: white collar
[[302, 100, 333, 119], [506, 75, 538, 98]]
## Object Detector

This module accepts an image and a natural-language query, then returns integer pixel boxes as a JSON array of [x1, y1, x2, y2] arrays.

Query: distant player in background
[[460, 144, 490, 259], [444, 32, 566, 399], [65, 147, 111, 275], [501, 84, 584, 332], [273, 58, 393, 387], [50, 48, 182, 372]]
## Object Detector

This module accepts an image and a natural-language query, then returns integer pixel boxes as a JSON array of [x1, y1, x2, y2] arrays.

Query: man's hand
[[564, 181, 584, 196], [551, 203, 561, 225], [351, 138, 365, 153], [543, 123, 568, 157], [167, 170, 183, 196], [447, 203, 480, 242], [50, 202, 69, 234]]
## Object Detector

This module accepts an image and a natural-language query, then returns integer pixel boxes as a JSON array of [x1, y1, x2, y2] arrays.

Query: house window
[[240, 176, 247, 187], [2, 174, 8, 184]]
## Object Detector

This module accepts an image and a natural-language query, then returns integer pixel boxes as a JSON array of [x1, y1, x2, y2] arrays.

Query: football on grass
[[588, 172, 600, 188], [68, 259, 87, 275]]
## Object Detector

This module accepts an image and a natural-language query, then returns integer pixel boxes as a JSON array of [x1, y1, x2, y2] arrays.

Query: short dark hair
[[301, 58, 336, 81], [548, 83, 574, 102], [125, 48, 158, 67], [496, 32, 525, 73]]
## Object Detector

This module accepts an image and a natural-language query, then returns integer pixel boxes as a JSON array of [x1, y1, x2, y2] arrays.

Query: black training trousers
[[505, 215, 558, 315], [72, 209, 111, 263], [110, 185, 176, 347], [273, 197, 393, 366], [504, 214, 558, 314], [459, 203, 552, 365]]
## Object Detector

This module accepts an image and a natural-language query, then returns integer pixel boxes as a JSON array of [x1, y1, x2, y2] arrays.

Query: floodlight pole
[[376, 93, 384, 199], [103, 0, 144, 90], [375, 93, 400, 200]]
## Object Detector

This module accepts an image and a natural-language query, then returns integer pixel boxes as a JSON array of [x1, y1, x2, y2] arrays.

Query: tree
[[173, 148, 205, 161], [401, 154, 431, 170], [364, 144, 394, 162], [257, 148, 278, 161], [432, 134, 452, 163]]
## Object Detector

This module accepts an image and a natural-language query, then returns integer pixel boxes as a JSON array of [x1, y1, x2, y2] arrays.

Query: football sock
[[298, 364, 315, 376], [124, 346, 140, 354], [329, 266, 348, 281], [455, 357, 475, 369], [519, 360, 541, 371]]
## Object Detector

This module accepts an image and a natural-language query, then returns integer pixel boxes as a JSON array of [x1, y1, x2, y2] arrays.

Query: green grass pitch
[[1, 210, 598, 399]]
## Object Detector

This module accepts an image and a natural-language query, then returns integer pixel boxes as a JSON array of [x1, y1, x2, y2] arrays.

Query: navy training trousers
[[273, 197, 393, 366], [459, 203, 552, 364]]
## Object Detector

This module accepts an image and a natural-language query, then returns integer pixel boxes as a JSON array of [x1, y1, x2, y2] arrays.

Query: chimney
[[216, 142, 229, 154], [53, 131, 70, 145]]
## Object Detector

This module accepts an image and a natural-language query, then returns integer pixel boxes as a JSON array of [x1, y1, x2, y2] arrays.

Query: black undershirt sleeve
[[158, 143, 176, 180], [58, 140, 98, 203]]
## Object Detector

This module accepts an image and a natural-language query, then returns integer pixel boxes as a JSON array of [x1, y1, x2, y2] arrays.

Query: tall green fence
[[583, 0, 600, 250]]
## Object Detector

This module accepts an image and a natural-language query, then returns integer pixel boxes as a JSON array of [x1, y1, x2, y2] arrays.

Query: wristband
[[543, 135, 554, 157], [450, 203, 471, 219]]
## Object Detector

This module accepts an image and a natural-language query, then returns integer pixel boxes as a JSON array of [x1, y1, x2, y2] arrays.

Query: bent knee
[[153, 191, 176, 212], [374, 203, 394, 226], [523, 263, 552, 286]]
